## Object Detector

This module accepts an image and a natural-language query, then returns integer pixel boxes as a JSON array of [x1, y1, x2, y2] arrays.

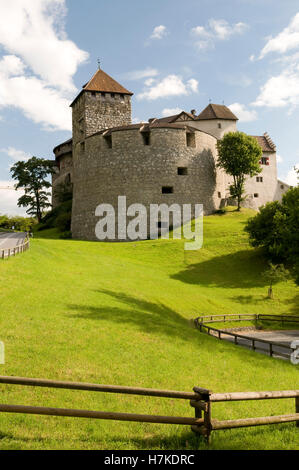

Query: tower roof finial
[[97, 59, 101, 70]]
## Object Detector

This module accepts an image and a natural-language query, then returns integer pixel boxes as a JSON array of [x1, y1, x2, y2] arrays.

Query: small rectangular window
[[254, 193, 259, 198], [218, 123, 222, 129], [256, 177, 263, 182], [218, 192, 221, 198], [162, 186, 173, 194], [178, 167, 188, 175], [186, 132, 196, 147], [142, 132, 150, 146], [104, 135, 112, 149], [261, 157, 269, 165]]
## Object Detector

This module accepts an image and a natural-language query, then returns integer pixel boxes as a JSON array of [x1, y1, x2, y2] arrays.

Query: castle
[[52, 67, 289, 241]]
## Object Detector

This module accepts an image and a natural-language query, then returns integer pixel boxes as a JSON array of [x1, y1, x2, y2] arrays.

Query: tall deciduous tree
[[10, 157, 54, 223], [217, 132, 262, 210]]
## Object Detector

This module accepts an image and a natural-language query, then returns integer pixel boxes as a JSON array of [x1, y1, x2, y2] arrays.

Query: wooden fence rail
[[0, 375, 298, 444], [1, 237, 30, 260], [194, 314, 299, 360]]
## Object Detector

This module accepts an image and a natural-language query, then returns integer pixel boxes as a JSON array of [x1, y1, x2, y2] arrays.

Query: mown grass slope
[[0, 209, 298, 450]]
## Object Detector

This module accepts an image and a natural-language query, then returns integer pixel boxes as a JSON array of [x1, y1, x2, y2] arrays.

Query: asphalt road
[[219, 329, 299, 361], [0, 232, 27, 253]]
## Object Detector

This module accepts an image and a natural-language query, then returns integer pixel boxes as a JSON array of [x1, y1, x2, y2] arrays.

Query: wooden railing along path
[[194, 314, 299, 360], [0, 375, 298, 444], [1, 237, 30, 259]]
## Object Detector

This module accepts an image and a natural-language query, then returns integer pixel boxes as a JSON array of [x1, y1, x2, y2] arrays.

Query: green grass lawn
[[0, 208, 298, 450]]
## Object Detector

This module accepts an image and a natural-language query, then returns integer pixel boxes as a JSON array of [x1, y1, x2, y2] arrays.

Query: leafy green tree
[[217, 132, 262, 210], [10, 157, 54, 223], [245, 186, 299, 284]]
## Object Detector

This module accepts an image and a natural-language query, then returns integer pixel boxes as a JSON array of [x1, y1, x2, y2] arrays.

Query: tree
[[217, 132, 262, 210], [10, 157, 54, 223], [245, 186, 299, 284], [262, 263, 290, 299]]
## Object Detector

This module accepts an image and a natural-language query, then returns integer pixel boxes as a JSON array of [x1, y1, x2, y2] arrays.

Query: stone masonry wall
[[71, 127, 221, 241]]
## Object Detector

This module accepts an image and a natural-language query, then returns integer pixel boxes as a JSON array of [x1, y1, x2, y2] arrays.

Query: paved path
[[0, 232, 27, 253], [220, 329, 299, 361]]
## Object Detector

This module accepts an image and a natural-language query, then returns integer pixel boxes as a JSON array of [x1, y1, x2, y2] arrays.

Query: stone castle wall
[[72, 91, 132, 146], [71, 127, 221, 241]]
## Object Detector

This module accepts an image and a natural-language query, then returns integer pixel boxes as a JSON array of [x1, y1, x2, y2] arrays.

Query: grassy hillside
[[0, 208, 298, 450]]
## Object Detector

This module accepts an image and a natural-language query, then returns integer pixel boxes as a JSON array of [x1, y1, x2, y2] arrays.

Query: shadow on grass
[[67, 289, 196, 340], [171, 250, 269, 288]]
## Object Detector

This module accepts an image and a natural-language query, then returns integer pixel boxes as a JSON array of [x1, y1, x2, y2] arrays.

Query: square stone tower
[[70, 67, 133, 145]]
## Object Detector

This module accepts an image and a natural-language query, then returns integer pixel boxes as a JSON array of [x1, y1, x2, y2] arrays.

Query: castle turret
[[70, 67, 133, 145], [191, 103, 238, 139]]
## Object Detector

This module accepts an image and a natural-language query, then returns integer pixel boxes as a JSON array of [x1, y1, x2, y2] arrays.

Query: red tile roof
[[83, 69, 133, 95]]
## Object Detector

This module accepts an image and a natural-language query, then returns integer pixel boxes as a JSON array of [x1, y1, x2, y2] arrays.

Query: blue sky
[[0, 0, 299, 215]]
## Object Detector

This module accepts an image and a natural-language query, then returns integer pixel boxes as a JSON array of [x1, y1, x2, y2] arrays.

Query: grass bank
[[0, 209, 298, 450]]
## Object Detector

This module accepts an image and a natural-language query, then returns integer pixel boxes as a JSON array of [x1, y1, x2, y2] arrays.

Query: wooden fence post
[[296, 397, 299, 428], [191, 387, 212, 444]]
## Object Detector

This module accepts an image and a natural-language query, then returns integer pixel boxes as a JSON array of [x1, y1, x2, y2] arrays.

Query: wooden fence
[[0, 375, 298, 444], [194, 314, 299, 360], [1, 237, 30, 260]]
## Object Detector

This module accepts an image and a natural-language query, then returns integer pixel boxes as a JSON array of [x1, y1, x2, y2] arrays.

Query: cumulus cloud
[[0, 1, 88, 131], [228, 103, 258, 122], [0, 0, 88, 92], [191, 19, 248, 50], [259, 12, 299, 59], [137, 75, 198, 101], [150, 25, 168, 40], [161, 107, 183, 117], [252, 65, 299, 108], [0, 55, 72, 131]]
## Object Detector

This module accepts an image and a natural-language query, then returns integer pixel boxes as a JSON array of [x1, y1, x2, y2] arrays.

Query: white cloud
[[137, 75, 198, 101], [161, 107, 183, 117], [187, 78, 199, 93], [0, 1, 88, 131], [0, 0, 88, 92], [150, 25, 168, 40], [191, 19, 248, 50], [260, 13, 299, 59], [252, 65, 299, 108], [1, 147, 31, 162], [122, 68, 159, 81], [144, 78, 156, 87], [0, 181, 26, 216], [0, 55, 72, 131], [281, 164, 299, 186], [228, 102, 258, 122]]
